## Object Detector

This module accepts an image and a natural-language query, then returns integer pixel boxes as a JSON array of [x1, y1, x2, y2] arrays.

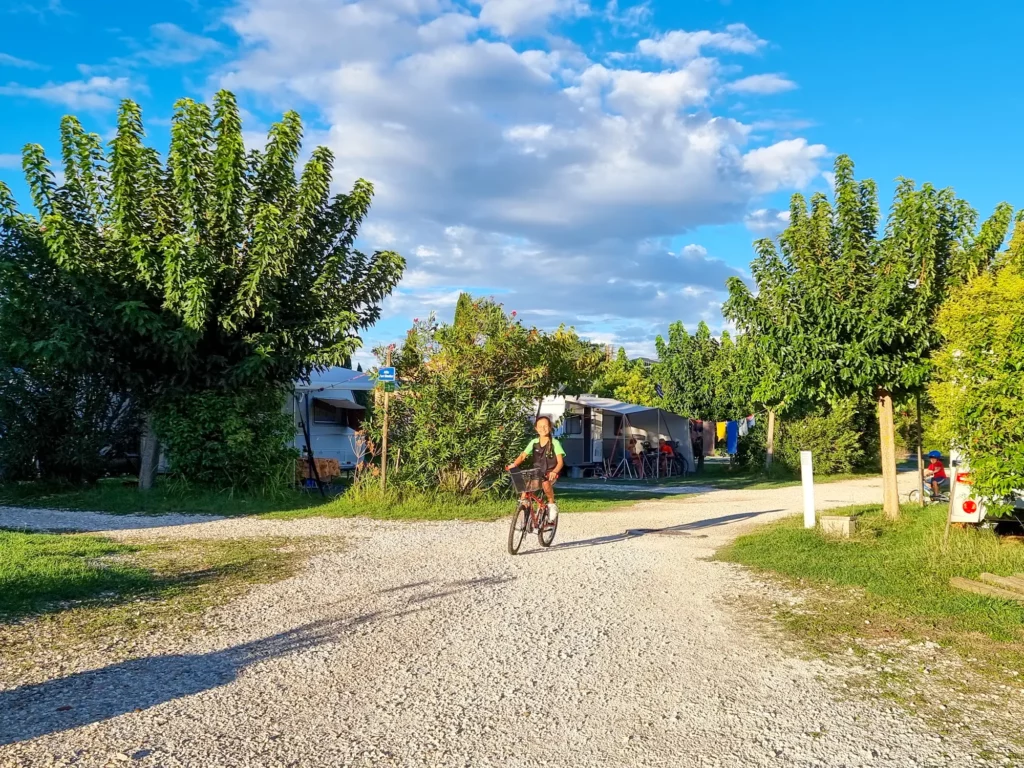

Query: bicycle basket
[[510, 468, 545, 493]]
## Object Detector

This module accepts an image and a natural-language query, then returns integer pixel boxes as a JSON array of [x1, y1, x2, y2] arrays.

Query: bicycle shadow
[[0, 576, 513, 747], [524, 509, 784, 554]]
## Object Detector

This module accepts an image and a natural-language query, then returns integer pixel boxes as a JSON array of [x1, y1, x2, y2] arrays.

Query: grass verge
[[718, 504, 1024, 752], [0, 530, 306, 678]]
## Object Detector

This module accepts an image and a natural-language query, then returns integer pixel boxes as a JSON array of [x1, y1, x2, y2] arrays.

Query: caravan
[[290, 367, 376, 470]]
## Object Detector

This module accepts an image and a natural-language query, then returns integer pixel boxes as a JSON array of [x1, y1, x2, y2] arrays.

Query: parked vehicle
[[948, 448, 1024, 525]]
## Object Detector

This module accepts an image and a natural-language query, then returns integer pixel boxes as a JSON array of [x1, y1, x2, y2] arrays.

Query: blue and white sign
[[378, 367, 396, 383]]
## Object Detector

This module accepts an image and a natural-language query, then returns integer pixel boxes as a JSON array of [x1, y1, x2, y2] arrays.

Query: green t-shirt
[[523, 438, 565, 457]]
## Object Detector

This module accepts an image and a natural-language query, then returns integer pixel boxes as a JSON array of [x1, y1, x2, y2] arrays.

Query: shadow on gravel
[[0, 576, 512, 746], [526, 509, 784, 554]]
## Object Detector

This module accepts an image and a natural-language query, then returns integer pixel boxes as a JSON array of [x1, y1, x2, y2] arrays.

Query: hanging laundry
[[716, 421, 727, 441], [703, 420, 715, 455], [738, 418, 749, 438], [726, 420, 739, 455], [748, 414, 756, 430]]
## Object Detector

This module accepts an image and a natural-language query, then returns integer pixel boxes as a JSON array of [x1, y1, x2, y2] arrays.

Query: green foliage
[[653, 321, 757, 420], [0, 369, 140, 483], [363, 298, 600, 495], [932, 247, 1024, 515], [774, 400, 867, 475], [153, 387, 296, 493], [592, 348, 656, 406], [0, 90, 403, 488]]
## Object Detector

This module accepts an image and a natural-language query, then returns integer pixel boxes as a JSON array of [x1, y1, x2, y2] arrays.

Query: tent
[[538, 395, 696, 477]]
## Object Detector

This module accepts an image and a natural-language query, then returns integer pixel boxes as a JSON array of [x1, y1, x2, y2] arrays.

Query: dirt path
[[2, 474, 998, 767]]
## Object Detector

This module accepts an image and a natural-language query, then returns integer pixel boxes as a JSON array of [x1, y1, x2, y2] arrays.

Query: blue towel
[[726, 420, 739, 455]]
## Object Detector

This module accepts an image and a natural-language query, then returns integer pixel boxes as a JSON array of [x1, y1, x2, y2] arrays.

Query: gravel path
[[0, 473, 1004, 767]]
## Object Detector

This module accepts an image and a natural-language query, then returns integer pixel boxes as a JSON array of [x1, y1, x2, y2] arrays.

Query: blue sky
[[2, 0, 1021, 367]]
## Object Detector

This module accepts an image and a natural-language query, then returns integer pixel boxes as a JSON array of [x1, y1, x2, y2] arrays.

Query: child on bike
[[507, 416, 565, 521], [925, 450, 948, 500]]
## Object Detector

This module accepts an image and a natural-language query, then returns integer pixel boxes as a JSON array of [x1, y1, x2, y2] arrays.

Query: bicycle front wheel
[[908, 489, 922, 504], [508, 503, 529, 555], [538, 509, 557, 548]]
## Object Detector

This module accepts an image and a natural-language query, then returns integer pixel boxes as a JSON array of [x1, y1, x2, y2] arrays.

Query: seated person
[[627, 436, 646, 478], [658, 439, 675, 475], [924, 450, 948, 499]]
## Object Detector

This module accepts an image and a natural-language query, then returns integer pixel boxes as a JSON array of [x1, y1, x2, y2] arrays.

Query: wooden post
[[801, 450, 815, 528], [916, 394, 925, 509], [380, 347, 391, 492], [878, 388, 900, 520], [764, 409, 776, 472]]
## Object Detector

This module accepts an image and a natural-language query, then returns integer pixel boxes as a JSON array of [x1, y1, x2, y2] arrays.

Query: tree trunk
[[878, 388, 899, 520], [138, 414, 160, 491], [764, 409, 776, 471]]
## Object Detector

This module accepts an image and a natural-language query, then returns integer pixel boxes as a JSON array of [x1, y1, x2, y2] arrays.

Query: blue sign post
[[378, 366, 396, 383]]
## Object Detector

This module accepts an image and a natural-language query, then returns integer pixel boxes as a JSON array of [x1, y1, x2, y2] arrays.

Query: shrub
[[774, 399, 865, 475], [154, 387, 296, 493]]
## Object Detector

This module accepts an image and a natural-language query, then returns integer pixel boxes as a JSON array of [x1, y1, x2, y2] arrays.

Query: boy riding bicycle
[[925, 450, 948, 500], [507, 416, 565, 521]]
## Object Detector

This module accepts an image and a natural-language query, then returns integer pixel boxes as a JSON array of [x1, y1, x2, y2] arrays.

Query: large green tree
[[726, 155, 1010, 518], [932, 214, 1024, 515], [0, 91, 404, 486]]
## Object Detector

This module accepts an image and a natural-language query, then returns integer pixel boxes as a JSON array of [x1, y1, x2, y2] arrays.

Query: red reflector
[[956, 473, 973, 485], [963, 500, 978, 514]]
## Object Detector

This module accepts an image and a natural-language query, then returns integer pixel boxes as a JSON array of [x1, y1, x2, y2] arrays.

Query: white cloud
[[0, 76, 131, 110], [0, 53, 44, 70], [476, 0, 587, 36], [137, 22, 224, 66], [637, 23, 765, 64], [218, 1, 823, 350], [744, 207, 790, 234], [725, 73, 796, 95], [742, 138, 828, 193], [0, 153, 21, 169]]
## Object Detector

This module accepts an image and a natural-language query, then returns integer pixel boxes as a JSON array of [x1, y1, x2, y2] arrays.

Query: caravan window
[[563, 415, 583, 435], [313, 401, 344, 424]]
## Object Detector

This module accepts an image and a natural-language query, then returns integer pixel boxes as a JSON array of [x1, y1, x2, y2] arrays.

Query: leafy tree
[[932, 216, 1024, 515], [726, 155, 1006, 518], [363, 297, 600, 495], [0, 90, 404, 488], [593, 348, 656, 406]]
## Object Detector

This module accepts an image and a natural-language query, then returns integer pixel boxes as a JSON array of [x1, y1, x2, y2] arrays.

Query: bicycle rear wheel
[[538, 508, 557, 548], [508, 502, 529, 555]]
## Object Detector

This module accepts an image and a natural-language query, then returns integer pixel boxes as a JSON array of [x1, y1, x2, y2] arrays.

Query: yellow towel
[[716, 422, 727, 441]]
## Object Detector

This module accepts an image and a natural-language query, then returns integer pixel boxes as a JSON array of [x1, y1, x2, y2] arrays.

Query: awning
[[313, 396, 365, 411]]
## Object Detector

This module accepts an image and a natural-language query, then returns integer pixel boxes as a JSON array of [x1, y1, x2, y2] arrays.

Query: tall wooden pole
[[879, 388, 900, 520], [380, 348, 392, 492]]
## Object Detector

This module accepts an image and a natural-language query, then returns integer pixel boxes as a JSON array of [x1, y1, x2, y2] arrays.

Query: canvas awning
[[313, 396, 365, 411], [294, 367, 377, 393]]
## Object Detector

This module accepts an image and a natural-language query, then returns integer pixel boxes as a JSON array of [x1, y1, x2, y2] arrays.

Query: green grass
[[0, 529, 300, 621], [0, 477, 673, 521], [0, 530, 153, 617], [719, 504, 1024, 645]]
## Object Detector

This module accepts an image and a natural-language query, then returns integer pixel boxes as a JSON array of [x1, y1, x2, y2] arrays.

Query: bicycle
[[507, 468, 558, 555], [908, 478, 950, 505]]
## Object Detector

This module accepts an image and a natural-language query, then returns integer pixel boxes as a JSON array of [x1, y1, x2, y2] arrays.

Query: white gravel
[[0, 473, 1010, 767]]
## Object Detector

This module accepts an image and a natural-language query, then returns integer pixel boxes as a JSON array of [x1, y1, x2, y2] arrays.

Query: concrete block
[[820, 515, 857, 538]]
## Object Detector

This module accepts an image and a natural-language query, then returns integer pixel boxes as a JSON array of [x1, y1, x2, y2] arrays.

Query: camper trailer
[[538, 395, 695, 477], [290, 367, 376, 470]]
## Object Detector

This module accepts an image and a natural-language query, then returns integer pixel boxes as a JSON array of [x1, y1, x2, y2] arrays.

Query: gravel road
[[0, 474, 1007, 767]]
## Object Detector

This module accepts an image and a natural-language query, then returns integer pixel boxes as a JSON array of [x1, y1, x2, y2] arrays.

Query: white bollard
[[801, 450, 815, 529]]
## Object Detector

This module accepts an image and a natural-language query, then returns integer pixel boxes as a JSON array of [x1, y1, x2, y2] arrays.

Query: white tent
[[290, 367, 376, 469]]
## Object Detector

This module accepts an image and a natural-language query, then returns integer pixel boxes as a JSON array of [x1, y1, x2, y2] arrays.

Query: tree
[[363, 297, 600, 495], [0, 91, 404, 487], [932, 214, 1024, 515], [593, 348, 656, 406], [726, 154, 1008, 518]]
